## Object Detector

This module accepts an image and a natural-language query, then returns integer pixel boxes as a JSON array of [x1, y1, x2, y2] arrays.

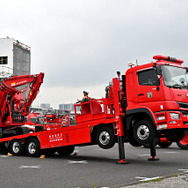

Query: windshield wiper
[[171, 84, 182, 89]]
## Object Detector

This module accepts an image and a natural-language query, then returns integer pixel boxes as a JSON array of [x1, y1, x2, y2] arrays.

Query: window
[[161, 65, 188, 89], [30, 117, 38, 123], [138, 69, 159, 86], [0, 56, 8, 64]]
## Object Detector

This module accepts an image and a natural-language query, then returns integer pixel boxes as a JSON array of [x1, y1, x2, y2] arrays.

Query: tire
[[57, 146, 75, 156], [9, 139, 24, 156], [133, 120, 156, 145], [96, 127, 115, 149], [177, 133, 188, 149], [165, 130, 185, 142], [26, 138, 41, 157], [128, 137, 142, 147]]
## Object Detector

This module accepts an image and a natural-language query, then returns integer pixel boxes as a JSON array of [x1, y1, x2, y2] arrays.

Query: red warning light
[[153, 55, 184, 64]]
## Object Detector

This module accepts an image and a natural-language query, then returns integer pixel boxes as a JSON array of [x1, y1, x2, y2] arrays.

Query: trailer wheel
[[57, 146, 75, 156], [165, 130, 185, 142], [9, 139, 24, 156], [177, 133, 188, 149], [26, 138, 41, 157], [133, 120, 156, 145], [96, 127, 115, 149]]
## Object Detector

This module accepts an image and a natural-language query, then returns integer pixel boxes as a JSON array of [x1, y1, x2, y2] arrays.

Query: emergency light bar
[[153, 55, 184, 64]]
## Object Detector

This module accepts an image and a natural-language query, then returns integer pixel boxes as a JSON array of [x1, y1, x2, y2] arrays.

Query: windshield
[[161, 65, 188, 89]]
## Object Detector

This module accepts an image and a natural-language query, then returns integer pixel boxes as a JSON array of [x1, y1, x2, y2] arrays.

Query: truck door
[[136, 68, 164, 111]]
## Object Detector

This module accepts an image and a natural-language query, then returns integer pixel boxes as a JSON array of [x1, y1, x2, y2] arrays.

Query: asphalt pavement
[[0, 143, 188, 187]]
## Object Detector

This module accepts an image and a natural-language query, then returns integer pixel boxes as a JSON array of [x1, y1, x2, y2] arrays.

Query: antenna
[[136, 59, 138, 66]]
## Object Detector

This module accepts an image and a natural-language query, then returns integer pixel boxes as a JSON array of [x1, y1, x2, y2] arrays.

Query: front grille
[[178, 102, 188, 109]]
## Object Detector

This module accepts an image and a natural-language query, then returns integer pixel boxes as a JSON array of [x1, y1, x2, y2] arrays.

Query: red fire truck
[[0, 55, 188, 164]]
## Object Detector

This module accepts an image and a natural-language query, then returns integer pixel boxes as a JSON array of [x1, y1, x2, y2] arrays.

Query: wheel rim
[[28, 142, 36, 154], [99, 131, 110, 145], [179, 134, 188, 145], [12, 142, 20, 153], [137, 125, 150, 140]]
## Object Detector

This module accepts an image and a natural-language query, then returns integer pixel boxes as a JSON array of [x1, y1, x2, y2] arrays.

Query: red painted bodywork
[[1, 55, 188, 151], [126, 56, 188, 131], [0, 73, 44, 128]]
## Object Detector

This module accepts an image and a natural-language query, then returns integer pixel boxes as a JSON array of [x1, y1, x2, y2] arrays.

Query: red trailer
[[0, 77, 128, 163]]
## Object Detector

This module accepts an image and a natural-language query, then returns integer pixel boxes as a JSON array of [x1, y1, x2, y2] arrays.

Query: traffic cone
[[8, 153, 12, 156], [40, 155, 45, 158]]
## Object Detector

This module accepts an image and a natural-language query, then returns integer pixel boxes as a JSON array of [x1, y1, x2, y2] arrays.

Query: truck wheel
[[128, 137, 142, 147], [9, 139, 24, 156], [26, 138, 41, 157], [57, 146, 75, 156], [177, 133, 188, 149], [133, 120, 156, 145], [96, 127, 115, 149], [165, 130, 185, 142]]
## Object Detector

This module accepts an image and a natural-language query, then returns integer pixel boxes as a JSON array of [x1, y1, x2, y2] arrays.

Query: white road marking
[[0, 155, 9, 158], [163, 152, 177, 154], [19, 165, 40, 169], [135, 176, 148, 180], [68, 160, 88, 164], [138, 154, 150, 157]]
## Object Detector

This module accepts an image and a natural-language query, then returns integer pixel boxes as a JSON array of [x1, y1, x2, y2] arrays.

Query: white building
[[0, 38, 31, 79]]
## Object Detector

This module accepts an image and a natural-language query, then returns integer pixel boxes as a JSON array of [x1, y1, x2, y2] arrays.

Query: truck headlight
[[170, 113, 180, 120], [156, 116, 165, 121]]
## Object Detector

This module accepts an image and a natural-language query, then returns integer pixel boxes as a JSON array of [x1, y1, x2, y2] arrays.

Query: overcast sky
[[1, 0, 188, 108]]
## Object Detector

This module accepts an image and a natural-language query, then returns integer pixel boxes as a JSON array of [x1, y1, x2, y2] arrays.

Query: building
[[59, 103, 74, 112], [0, 37, 31, 80], [40, 103, 51, 110]]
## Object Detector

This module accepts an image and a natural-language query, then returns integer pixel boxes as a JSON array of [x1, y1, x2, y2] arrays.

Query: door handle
[[138, 93, 144, 96]]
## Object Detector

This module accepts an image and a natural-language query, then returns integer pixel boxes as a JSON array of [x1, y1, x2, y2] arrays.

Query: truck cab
[[125, 55, 188, 145]]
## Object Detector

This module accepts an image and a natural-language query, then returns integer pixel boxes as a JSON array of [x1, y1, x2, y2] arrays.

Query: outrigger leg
[[116, 136, 128, 164], [148, 140, 159, 161]]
